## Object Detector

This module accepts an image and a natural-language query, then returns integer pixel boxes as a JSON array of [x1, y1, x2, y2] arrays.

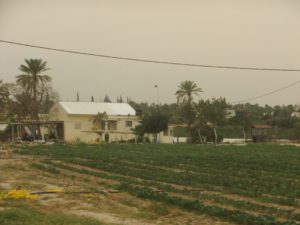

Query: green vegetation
[[16, 58, 52, 121], [0, 58, 57, 123], [0, 201, 108, 225], [15, 144, 300, 224], [31, 162, 61, 174], [175, 80, 202, 104], [134, 111, 169, 142]]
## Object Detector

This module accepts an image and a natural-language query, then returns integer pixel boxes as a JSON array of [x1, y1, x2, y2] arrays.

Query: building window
[[74, 123, 82, 130], [101, 121, 106, 130], [125, 121, 133, 127], [108, 121, 117, 130]]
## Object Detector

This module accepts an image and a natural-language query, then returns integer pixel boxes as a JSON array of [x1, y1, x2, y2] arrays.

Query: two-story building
[[48, 101, 139, 143]]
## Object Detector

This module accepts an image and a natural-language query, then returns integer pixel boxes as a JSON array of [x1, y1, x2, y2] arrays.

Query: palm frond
[[175, 80, 202, 104]]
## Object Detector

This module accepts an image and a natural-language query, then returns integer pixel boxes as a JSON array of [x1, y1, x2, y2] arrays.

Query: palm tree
[[175, 80, 202, 104], [16, 59, 51, 120]]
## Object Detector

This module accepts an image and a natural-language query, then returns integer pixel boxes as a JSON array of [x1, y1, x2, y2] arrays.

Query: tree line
[[129, 81, 300, 143], [1, 59, 300, 142]]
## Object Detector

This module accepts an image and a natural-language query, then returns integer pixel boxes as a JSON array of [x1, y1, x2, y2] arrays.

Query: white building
[[146, 124, 189, 144], [291, 111, 300, 118], [48, 101, 140, 143]]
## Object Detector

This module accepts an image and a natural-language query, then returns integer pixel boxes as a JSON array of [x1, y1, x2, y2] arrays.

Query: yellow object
[[4, 189, 38, 200], [47, 188, 64, 193]]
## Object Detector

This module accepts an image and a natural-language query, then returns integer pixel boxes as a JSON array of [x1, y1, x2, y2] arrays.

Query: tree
[[138, 111, 169, 143], [39, 86, 58, 113], [175, 81, 202, 137], [230, 109, 252, 143], [90, 112, 108, 131], [0, 80, 8, 102], [194, 98, 228, 144], [293, 119, 300, 142], [178, 103, 196, 126], [175, 80, 202, 104], [4, 82, 57, 121], [16, 59, 51, 120], [117, 95, 123, 103], [104, 95, 111, 103], [232, 103, 265, 124], [191, 103, 207, 144], [0, 80, 10, 120], [90, 112, 108, 142], [271, 105, 295, 128], [9, 92, 33, 120]]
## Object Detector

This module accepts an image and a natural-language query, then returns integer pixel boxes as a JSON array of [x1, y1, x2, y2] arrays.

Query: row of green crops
[[34, 159, 300, 223], [0, 201, 108, 225], [18, 144, 300, 198], [16, 143, 300, 224]]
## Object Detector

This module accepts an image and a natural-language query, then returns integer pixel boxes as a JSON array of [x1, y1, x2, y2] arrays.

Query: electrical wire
[[1, 39, 300, 72], [230, 79, 300, 104]]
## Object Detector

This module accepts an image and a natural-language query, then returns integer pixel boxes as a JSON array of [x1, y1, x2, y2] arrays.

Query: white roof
[[0, 124, 8, 131], [58, 102, 136, 116]]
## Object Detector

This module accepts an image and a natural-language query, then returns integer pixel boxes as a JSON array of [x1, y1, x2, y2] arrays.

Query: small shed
[[10, 121, 64, 143], [252, 124, 272, 142]]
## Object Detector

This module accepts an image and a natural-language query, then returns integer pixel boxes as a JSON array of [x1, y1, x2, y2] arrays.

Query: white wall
[[49, 103, 139, 143]]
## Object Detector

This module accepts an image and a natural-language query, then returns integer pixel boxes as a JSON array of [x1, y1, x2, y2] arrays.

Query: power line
[[230, 79, 300, 104], [1, 39, 300, 72]]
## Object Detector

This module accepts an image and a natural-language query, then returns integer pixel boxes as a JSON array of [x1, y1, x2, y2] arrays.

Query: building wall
[[62, 115, 98, 142], [147, 126, 189, 144], [158, 127, 174, 144], [145, 126, 175, 144], [49, 103, 139, 143], [48, 103, 68, 121], [105, 116, 140, 142]]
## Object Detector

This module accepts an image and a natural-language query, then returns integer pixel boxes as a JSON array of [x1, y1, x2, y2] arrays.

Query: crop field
[[3, 144, 300, 225]]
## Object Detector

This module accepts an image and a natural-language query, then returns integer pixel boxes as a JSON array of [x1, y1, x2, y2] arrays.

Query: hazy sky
[[1, 0, 300, 105]]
